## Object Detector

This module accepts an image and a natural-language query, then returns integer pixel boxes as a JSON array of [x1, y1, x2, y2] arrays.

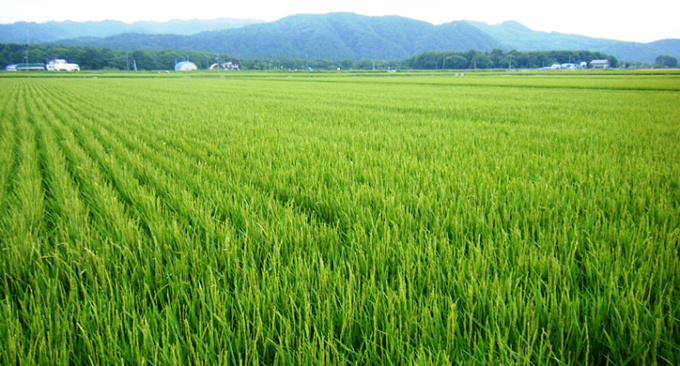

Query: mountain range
[[2, 13, 678, 63], [0, 18, 261, 43]]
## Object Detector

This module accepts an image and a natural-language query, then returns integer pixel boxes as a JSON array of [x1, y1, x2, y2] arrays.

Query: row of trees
[[7, 43, 675, 72], [404, 49, 620, 70]]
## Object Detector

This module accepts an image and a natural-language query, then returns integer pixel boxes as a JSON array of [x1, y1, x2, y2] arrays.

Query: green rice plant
[[1, 73, 678, 365]]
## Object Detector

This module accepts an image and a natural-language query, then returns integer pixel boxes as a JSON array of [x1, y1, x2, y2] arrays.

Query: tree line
[[404, 49, 621, 70], [0, 43, 639, 71]]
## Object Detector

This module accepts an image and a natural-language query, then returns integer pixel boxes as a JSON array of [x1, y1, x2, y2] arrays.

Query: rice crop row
[[0, 74, 678, 364]]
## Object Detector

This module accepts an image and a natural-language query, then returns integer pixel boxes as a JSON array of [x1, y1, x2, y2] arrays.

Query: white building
[[47, 59, 80, 71]]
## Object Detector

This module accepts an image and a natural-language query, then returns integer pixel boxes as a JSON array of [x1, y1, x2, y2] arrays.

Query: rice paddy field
[[0, 71, 679, 364]]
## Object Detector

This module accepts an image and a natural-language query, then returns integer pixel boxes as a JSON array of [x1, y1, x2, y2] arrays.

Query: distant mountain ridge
[[59, 14, 501, 61], [464, 20, 680, 64], [2, 13, 678, 63], [0, 18, 262, 43]]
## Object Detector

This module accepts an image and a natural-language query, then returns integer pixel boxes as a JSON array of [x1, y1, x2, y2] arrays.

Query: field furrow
[[31, 86, 94, 244], [1, 82, 45, 250], [0, 82, 21, 215], [0, 85, 56, 364]]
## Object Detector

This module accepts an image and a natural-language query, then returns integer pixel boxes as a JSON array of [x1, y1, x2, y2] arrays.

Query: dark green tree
[[446, 55, 468, 69], [655, 55, 678, 68]]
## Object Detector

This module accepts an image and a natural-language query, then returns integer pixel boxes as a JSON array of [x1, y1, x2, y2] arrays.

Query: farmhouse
[[47, 59, 80, 71], [590, 59, 610, 69], [175, 61, 198, 71]]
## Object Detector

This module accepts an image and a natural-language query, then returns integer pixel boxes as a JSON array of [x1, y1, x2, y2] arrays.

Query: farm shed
[[589, 59, 610, 69], [175, 61, 198, 71], [6, 63, 45, 71], [20, 63, 46, 71]]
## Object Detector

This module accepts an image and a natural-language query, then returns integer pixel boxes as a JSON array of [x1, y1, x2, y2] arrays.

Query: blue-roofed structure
[[175, 61, 198, 71]]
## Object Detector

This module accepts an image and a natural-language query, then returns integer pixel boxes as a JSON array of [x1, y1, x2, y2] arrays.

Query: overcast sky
[[1, 0, 678, 43]]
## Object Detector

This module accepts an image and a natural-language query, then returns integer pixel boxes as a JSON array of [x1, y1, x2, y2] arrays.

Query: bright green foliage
[[1, 73, 679, 364]]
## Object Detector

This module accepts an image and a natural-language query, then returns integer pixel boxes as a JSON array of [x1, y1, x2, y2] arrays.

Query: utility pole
[[25, 30, 29, 67]]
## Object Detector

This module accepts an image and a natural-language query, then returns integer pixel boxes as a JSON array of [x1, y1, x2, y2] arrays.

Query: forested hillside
[[50, 13, 680, 63], [2, 13, 678, 64], [57, 14, 502, 60]]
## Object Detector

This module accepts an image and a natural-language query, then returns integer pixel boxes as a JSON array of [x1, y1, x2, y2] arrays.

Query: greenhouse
[[174, 61, 197, 71]]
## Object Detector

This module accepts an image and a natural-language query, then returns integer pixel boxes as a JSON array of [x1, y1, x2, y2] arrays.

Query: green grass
[[1, 73, 679, 364]]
